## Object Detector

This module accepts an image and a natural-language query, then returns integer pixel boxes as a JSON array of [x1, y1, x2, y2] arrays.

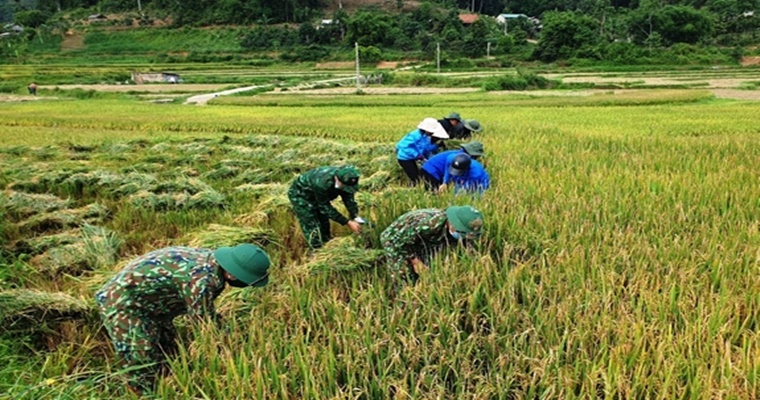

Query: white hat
[[417, 117, 449, 139]]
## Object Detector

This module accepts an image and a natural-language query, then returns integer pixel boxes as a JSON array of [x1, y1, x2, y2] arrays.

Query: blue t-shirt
[[396, 129, 437, 161]]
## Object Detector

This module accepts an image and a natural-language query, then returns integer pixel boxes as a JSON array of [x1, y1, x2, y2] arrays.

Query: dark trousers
[[397, 159, 420, 185], [420, 169, 442, 192]]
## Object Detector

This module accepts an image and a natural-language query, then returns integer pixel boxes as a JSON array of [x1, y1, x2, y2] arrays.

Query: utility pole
[[487, 42, 491, 57], [137, 0, 142, 12], [355, 42, 361, 91], [436, 42, 441, 74]]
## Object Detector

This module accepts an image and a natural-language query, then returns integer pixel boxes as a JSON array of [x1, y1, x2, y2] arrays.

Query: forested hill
[[1, 0, 759, 65]]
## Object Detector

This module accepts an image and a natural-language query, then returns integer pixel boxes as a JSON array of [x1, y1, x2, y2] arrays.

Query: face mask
[[449, 230, 462, 240], [226, 278, 249, 288]]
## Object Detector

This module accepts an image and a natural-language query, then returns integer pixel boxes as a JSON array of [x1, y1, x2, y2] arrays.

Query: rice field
[[1, 88, 760, 399]]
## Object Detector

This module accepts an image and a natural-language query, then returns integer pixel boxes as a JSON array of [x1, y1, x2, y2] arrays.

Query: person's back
[[96, 247, 224, 320], [421, 150, 461, 180], [396, 129, 430, 161], [452, 160, 490, 194]]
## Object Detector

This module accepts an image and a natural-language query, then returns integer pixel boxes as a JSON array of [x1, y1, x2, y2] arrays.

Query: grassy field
[[1, 88, 760, 399]]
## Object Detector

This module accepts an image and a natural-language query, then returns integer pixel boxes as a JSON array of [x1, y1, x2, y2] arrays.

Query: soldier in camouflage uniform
[[381, 205, 484, 292], [288, 165, 363, 249], [95, 243, 271, 395]]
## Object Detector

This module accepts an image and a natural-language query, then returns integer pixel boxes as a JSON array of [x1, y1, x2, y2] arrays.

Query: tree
[[629, 4, 713, 45], [534, 11, 600, 61]]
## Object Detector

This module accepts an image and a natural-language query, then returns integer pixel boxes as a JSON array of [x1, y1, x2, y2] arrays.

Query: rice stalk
[[0, 289, 96, 332], [1, 190, 71, 219], [298, 236, 385, 274], [30, 225, 123, 275], [184, 224, 276, 248], [361, 170, 391, 192]]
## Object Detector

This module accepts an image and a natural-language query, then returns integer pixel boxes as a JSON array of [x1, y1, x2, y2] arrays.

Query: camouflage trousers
[[95, 291, 178, 391], [288, 191, 331, 249]]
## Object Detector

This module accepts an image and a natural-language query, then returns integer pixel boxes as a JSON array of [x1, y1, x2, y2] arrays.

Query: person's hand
[[411, 258, 428, 274], [347, 220, 363, 234], [437, 184, 448, 194]]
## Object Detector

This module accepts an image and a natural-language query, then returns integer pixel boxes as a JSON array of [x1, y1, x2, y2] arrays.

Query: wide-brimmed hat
[[417, 117, 449, 139], [463, 119, 482, 133], [445, 112, 462, 122], [446, 205, 484, 235], [214, 243, 270, 287], [449, 153, 471, 176], [460, 141, 484, 157], [336, 165, 360, 194]]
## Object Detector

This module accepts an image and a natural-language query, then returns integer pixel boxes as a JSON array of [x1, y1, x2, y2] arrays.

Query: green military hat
[[460, 141, 485, 158], [214, 243, 270, 287], [463, 119, 483, 133], [336, 165, 360, 194], [446, 205, 484, 235], [445, 112, 462, 122]]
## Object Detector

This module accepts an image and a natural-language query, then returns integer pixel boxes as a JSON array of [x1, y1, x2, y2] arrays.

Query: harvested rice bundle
[[361, 170, 391, 192], [31, 145, 62, 161], [13, 228, 82, 255], [0, 289, 96, 332], [30, 225, 123, 275], [233, 169, 273, 185], [1, 190, 71, 219], [63, 170, 122, 192], [129, 191, 188, 210], [177, 142, 212, 155], [299, 236, 385, 274], [110, 172, 159, 196], [203, 165, 240, 180], [152, 177, 212, 195], [234, 183, 288, 197], [149, 142, 173, 153], [187, 190, 226, 209], [8, 169, 83, 193], [129, 190, 225, 210], [232, 211, 269, 227], [185, 224, 276, 248], [17, 203, 110, 234]]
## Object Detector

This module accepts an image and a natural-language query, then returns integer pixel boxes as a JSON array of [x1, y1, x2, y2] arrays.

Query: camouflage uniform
[[95, 246, 226, 391], [288, 166, 359, 249], [380, 208, 452, 292]]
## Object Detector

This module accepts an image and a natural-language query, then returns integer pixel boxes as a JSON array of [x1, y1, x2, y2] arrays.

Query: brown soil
[[741, 56, 760, 66], [37, 84, 230, 93], [60, 32, 85, 51], [315, 61, 355, 69]]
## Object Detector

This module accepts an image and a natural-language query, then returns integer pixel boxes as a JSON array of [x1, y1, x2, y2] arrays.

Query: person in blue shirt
[[421, 152, 490, 195], [396, 117, 449, 185], [420, 141, 485, 190]]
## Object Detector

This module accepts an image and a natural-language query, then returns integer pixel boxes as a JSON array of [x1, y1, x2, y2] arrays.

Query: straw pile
[[128, 189, 225, 210], [13, 229, 82, 255], [30, 225, 123, 275], [185, 224, 276, 248], [1, 191, 71, 219], [361, 170, 391, 192], [0, 289, 96, 332], [17, 203, 110, 234], [300, 236, 385, 274]]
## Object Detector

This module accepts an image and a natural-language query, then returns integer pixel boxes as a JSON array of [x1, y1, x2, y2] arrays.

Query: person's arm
[[313, 184, 349, 225], [340, 192, 359, 220]]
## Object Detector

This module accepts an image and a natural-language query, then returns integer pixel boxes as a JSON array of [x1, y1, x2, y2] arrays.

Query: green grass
[[1, 88, 760, 398]]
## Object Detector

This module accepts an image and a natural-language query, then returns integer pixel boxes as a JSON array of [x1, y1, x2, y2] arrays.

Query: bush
[[482, 72, 554, 91], [14, 10, 48, 28]]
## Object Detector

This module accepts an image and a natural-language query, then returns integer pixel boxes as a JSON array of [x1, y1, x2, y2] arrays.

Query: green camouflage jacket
[[95, 247, 226, 321], [380, 208, 450, 274], [289, 166, 359, 225]]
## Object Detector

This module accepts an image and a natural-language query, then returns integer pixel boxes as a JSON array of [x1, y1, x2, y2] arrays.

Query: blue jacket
[[421, 150, 461, 180], [396, 129, 437, 161], [452, 160, 490, 194]]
